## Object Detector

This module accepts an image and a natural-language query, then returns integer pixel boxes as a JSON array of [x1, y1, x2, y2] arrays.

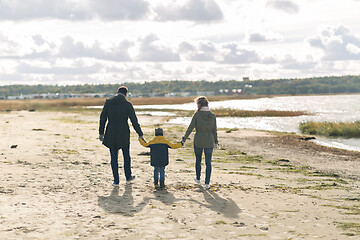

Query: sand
[[0, 110, 359, 239]]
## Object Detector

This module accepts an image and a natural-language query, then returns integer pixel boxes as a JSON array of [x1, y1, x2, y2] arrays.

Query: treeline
[[1, 75, 360, 97]]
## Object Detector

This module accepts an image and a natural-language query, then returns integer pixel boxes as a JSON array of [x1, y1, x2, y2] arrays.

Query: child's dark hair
[[155, 128, 163, 136]]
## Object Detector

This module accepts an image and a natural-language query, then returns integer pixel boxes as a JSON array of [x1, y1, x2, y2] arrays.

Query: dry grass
[[0, 96, 309, 118], [299, 121, 360, 138], [0, 98, 106, 111], [0, 95, 257, 111]]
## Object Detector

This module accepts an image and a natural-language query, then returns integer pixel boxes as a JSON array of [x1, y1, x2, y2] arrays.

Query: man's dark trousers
[[110, 145, 131, 184]]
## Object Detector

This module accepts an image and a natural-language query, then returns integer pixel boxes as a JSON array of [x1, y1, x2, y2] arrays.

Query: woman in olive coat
[[182, 96, 218, 190]]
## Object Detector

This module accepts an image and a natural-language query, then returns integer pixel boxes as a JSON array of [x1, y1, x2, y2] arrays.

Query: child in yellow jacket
[[139, 128, 182, 188]]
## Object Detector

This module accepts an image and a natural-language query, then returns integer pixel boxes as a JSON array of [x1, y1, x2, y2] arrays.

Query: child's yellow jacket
[[139, 136, 182, 167]]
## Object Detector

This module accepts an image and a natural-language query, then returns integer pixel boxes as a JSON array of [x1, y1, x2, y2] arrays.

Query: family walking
[[99, 86, 218, 190]]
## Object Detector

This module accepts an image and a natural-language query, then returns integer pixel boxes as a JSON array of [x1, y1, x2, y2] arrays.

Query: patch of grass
[[238, 234, 267, 237], [345, 197, 360, 202], [54, 117, 95, 124], [300, 182, 345, 190], [215, 220, 227, 225], [335, 222, 360, 235], [226, 150, 247, 155], [227, 171, 264, 178], [270, 185, 301, 194], [324, 204, 360, 215], [269, 212, 279, 218], [52, 149, 79, 155], [299, 121, 360, 138]]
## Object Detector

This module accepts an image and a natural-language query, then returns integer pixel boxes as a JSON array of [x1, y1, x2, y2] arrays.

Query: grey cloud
[[17, 61, 102, 75], [221, 44, 260, 64], [308, 25, 360, 61], [179, 41, 216, 61], [280, 55, 316, 70], [32, 35, 46, 46], [266, 0, 299, 14], [0, 0, 86, 20], [262, 56, 277, 64], [248, 32, 282, 42], [0, 34, 21, 56], [155, 0, 223, 22], [58, 36, 132, 61], [0, 0, 150, 21], [137, 34, 180, 62], [88, 0, 150, 20]]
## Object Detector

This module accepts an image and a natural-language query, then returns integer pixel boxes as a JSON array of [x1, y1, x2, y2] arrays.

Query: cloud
[[266, 0, 299, 14], [179, 41, 216, 61], [280, 55, 317, 70], [17, 61, 102, 75], [58, 36, 132, 61], [137, 34, 180, 62], [87, 0, 150, 20], [0, 0, 150, 21], [221, 43, 260, 64], [308, 25, 360, 61], [248, 32, 283, 42], [0, 0, 86, 20], [0, 33, 21, 56], [155, 0, 223, 22]]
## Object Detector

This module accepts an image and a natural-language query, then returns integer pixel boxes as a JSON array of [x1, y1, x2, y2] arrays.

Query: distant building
[[243, 77, 250, 81]]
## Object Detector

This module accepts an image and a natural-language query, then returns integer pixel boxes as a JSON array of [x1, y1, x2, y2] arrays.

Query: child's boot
[[154, 179, 159, 188], [160, 180, 165, 189]]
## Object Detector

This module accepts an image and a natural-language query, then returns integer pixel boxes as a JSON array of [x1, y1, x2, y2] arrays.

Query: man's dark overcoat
[[99, 94, 143, 149]]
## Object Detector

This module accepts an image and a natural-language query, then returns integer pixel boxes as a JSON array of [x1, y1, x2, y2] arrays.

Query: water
[[136, 95, 360, 152]]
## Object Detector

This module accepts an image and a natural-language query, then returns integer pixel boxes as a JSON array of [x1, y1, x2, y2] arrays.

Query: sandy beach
[[1, 110, 360, 239]]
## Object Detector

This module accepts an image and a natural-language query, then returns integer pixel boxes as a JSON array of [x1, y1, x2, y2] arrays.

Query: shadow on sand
[[199, 186, 241, 218], [98, 184, 241, 219], [98, 183, 149, 217]]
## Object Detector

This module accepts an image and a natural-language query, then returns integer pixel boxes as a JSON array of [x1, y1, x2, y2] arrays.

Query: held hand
[[181, 141, 184, 146], [139, 135, 146, 142], [99, 134, 104, 141]]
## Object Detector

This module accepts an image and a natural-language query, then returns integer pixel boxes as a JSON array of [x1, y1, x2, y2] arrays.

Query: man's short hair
[[117, 86, 128, 95]]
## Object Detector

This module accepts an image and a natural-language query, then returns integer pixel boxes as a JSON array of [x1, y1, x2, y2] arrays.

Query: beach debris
[[32, 128, 45, 131], [299, 136, 316, 141], [10, 145, 17, 148], [233, 222, 246, 227], [138, 151, 151, 156], [260, 226, 269, 231]]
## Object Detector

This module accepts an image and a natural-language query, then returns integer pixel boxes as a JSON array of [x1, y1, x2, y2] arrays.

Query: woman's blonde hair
[[195, 96, 209, 112]]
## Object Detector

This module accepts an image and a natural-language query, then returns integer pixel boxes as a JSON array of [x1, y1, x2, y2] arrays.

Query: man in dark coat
[[99, 86, 143, 186]]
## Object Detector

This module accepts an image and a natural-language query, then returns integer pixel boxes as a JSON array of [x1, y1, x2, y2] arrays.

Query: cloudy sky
[[1, 0, 360, 85]]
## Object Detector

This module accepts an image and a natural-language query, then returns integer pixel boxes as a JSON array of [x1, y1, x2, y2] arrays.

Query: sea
[[134, 94, 360, 152]]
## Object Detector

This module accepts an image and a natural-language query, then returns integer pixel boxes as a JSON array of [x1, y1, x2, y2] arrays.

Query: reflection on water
[[165, 95, 360, 152]]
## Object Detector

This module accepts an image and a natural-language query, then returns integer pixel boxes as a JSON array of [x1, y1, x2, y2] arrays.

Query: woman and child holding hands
[[139, 96, 218, 190], [99, 86, 218, 190]]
